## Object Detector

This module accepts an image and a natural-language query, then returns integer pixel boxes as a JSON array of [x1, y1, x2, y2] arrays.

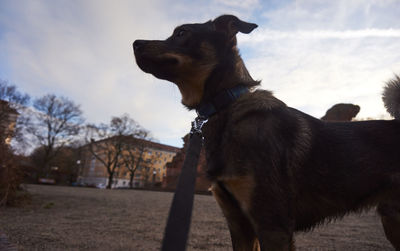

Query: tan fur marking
[[164, 43, 217, 107], [221, 175, 255, 212], [211, 182, 260, 251], [210, 183, 226, 210]]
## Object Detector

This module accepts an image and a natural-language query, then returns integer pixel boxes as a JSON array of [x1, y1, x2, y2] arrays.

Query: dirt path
[[0, 185, 394, 250]]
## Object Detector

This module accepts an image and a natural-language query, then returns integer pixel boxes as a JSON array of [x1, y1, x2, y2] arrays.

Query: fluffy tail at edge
[[383, 74, 400, 120]]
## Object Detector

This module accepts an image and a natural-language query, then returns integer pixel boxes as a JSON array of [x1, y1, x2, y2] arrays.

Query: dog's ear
[[213, 15, 258, 38]]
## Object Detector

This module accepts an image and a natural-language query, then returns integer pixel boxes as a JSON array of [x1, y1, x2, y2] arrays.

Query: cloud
[[239, 28, 400, 42], [0, 0, 193, 147], [262, 0, 400, 30], [213, 0, 260, 9], [1, 0, 400, 148], [232, 0, 400, 119], [237, 29, 400, 119]]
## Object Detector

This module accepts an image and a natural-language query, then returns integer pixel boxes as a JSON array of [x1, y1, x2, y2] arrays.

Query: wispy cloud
[[237, 30, 400, 119], [240, 28, 400, 42], [262, 0, 400, 30], [0, 0, 193, 147], [1, 0, 400, 147], [213, 0, 260, 9], [234, 0, 400, 120]]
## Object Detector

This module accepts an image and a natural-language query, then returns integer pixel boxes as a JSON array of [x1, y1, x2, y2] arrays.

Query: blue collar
[[196, 85, 249, 119]]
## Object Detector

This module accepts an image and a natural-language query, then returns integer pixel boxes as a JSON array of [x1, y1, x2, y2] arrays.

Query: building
[[77, 136, 180, 188], [0, 100, 19, 144], [162, 134, 211, 193]]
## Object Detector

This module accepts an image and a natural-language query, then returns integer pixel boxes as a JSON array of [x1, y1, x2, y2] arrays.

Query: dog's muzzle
[[133, 40, 147, 53]]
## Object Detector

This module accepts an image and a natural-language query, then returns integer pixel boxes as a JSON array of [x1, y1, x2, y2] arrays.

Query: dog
[[133, 15, 400, 251]]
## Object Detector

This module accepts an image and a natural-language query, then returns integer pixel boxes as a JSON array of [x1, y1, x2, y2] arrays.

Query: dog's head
[[133, 15, 257, 108]]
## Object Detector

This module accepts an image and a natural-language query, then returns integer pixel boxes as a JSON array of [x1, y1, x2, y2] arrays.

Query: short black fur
[[134, 14, 400, 251]]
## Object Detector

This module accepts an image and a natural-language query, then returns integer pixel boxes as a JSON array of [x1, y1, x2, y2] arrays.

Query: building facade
[[77, 137, 179, 188], [162, 134, 211, 192], [0, 100, 19, 144]]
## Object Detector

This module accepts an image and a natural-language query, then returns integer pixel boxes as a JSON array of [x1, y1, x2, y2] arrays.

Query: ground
[[0, 185, 394, 250]]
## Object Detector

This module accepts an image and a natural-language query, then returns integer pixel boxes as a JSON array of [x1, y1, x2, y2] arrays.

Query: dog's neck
[[194, 47, 259, 117], [195, 85, 249, 119]]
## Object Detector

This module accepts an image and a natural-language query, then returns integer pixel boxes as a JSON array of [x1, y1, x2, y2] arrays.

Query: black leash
[[161, 116, 207, 251], [161, 86, 248, 251]]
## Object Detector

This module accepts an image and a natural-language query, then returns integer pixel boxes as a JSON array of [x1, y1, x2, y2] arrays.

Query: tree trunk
[[42, 147, 52, 178], [129, 172, 135, 189], [107, 171, 114, 189], [42, 160, 50, 178]]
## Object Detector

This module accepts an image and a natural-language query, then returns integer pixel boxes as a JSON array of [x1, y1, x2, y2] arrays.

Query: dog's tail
[[383, 74, 400, 120]]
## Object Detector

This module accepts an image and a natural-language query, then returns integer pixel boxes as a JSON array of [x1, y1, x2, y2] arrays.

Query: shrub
[[0, 143, 27, 206]]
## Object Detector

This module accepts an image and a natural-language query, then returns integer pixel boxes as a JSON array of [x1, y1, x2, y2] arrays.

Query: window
[[90, 157, 96, 172]]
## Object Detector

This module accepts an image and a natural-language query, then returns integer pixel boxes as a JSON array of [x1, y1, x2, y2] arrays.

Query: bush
[[0, 143, 27, 206]]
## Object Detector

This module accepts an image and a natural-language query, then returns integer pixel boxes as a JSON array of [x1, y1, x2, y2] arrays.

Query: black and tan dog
[[133, 15, 400, 251]]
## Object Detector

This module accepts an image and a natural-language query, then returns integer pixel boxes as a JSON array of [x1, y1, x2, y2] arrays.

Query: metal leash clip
[[190, 116, 208, 136]]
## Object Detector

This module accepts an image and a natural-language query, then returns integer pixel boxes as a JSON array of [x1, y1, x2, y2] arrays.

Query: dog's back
[[291, 110, 400, 231]]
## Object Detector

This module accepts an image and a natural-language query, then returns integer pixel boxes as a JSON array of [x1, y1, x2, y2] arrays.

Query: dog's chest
[[202, 114, 227, 178], [202, 112, 250, 179]]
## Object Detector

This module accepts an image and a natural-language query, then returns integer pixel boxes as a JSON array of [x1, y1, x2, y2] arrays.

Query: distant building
[[0, 100, 19, 144], [77, 136, 179, 188], [162, 134, 211, 192]]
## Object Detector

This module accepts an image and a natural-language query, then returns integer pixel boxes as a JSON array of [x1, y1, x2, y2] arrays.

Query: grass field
[[0, 185, 394, 250]]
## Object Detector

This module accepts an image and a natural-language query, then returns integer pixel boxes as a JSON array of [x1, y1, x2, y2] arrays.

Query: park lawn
[[0, 184, 393, 250]]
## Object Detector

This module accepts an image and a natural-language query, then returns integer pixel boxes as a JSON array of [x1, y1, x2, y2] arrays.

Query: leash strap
[[161, 117, 205, 251]]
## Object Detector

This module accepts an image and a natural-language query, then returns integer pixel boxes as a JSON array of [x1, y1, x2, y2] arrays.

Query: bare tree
[[86, 114, 144, 189], [142, 151, 162, 187], [121, 129, 158, 188], [25, 94, 84, 178], [30, 144, 82, 185], [0, 80, 30, 112]]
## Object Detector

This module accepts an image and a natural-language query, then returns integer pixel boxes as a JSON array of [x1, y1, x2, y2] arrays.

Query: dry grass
[[0, 184, 394, 250]]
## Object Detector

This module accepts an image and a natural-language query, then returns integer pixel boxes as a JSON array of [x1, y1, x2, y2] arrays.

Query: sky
[[1, 0, 400, 148]]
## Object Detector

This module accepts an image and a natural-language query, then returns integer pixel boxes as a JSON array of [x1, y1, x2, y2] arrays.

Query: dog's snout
[[133, 40, 146, 52]]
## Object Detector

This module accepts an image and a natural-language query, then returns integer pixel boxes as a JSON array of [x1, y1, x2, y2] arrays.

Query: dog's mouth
[[158, 54, 180, 65], [134, 40, 188, 81], [134, 51, 181, 81]]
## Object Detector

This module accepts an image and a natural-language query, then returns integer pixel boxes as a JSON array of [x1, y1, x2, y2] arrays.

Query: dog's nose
[[133, 40, 146, 52]]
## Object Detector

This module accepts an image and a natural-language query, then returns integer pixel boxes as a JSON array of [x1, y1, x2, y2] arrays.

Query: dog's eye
[[176, 30, 186, 37]]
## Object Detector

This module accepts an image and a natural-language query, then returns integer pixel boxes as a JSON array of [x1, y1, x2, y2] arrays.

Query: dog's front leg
[[378, 201, 400, 250], [255, 229, 294, 251], [248, 190, 295, 251], [211, 182, 260, 251], [214, 176, 294, 251]]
